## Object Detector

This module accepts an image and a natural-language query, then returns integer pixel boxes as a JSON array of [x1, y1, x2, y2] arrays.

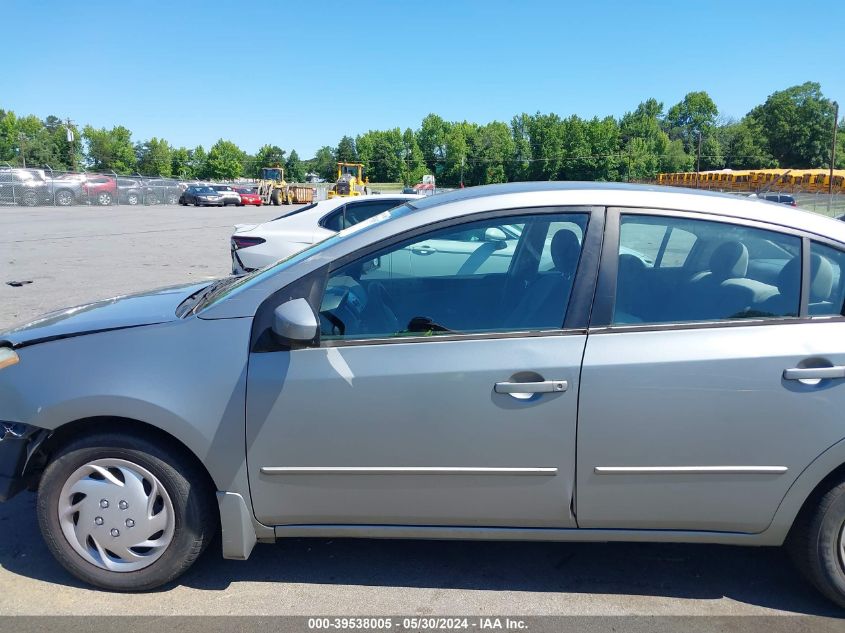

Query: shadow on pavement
[[1, 492, 841, 617]]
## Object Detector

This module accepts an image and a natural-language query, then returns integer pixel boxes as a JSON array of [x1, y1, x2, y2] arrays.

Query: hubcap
[[57, 458, 175, 572]]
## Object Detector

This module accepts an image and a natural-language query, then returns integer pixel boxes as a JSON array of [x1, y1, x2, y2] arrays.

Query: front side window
[[319, 212, 589, 341], [613, 214, 801, 325]]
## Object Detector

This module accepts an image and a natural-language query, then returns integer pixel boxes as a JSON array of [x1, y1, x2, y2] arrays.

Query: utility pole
[[65, 118, 76, 172], [18, 133, 27, 168], [830, 101, 839, 196], [696, 131, 702, 189], [460, 155, 465, 188]]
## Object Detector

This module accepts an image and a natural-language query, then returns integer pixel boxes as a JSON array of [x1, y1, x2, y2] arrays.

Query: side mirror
[[484, 227, 508, 242], [272, 298, 318, 345]]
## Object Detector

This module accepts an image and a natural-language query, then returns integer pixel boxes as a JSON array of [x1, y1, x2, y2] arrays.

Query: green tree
[[313, 145, 336, 180], [336, 135, 358, 163], [205, 139, 245, 180], [0, 110, 18, 163], [417, 114, 450, 175], [665, 91, 719, 154], [508, 114, 532, 182], [716, 119, 776, 170], [400, 127, 427, 185], [83, 125, 137, 173], [254, 144, 286, 173], [171, 147, 193, 179], [285, 149, 305, 182], [136, 137, 172, 176], [747, 82, 838, 167], [191, 145, 207, 180], [468, 121, 514, 185]]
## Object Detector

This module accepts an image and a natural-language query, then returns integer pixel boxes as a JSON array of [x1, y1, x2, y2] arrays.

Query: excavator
[[328, 162, 369, 199], [256, 167, 314, 205]]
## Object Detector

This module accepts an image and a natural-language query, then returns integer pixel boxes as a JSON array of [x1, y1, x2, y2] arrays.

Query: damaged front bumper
[[0, 422, 48, 502]]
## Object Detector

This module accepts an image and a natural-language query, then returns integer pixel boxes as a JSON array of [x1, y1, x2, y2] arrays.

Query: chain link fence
[[0, 163, 189, 207]]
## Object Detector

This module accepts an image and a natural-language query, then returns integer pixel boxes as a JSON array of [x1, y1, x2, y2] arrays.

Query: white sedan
[[230, 194, 422, 273]]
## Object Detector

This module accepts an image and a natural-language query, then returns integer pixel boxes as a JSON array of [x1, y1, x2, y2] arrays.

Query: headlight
[[0, 348, 19, 370]]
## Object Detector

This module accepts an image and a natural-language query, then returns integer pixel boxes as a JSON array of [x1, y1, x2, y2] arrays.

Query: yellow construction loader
[[328, 162, 369, 199], [256, 167, 314, 205]]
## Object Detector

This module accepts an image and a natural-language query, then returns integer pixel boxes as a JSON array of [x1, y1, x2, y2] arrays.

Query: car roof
[[408, 182, 845, 244]]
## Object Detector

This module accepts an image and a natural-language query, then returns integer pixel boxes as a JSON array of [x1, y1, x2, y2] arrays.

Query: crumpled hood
[[0, 281, 211, 348]]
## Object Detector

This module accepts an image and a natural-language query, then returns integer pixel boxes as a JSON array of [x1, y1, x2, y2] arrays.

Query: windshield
[[198, 203, 416, 311], [194, 187, 215, 194]]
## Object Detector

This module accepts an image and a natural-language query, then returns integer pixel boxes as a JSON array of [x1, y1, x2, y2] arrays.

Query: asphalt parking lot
[[0, 204, 843, 624]]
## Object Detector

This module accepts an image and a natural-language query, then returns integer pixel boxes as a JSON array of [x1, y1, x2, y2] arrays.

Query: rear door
[[577, 208, 845, 533]]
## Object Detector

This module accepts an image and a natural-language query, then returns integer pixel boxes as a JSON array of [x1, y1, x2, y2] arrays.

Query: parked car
[[0, 168, 52, 206], [8, 183, 845, 605], [178, 185, 225, 206], [117, 178, 144, 206], [47, 173, 86, 206], [233, 186, 262, 207], [230, 194, 422, 273], [211, 185, 242, 206], [750, 193, 798, 207], [82, 175, 117, 206], [143, 178, 182, 205]]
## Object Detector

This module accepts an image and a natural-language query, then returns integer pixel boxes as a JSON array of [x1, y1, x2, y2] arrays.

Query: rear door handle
[[783, 366, 845, 380], [494, 380, 568, 394]]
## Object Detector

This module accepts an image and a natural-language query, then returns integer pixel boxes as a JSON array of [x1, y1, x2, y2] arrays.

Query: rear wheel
[[97, 192, 112, 206], [270, 190, 281, 206], [788, 476, 845, 608], [37, 431, 217, 591], [167, 193, 179, 205], [126, 193, 140, 206]]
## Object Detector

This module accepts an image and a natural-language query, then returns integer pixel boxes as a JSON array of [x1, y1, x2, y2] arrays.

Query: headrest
[[777, 254, 834, 302], [709, 241, 748, 279], [550, 229, 581, 273]]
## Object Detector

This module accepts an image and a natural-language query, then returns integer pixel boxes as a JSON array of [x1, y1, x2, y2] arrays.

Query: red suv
[[83, 175, 117, 205]]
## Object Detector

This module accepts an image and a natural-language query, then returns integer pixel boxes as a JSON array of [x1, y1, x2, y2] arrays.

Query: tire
[[167, 193, 179, 205], [97, 192, 112, 206], [788, 476, 845, 608], [55, 189, 74, 207], [37, 430, 216, 592], [126, 193, 140, 206], [270, 190, 281, 206], [20, 190, 39, 207]]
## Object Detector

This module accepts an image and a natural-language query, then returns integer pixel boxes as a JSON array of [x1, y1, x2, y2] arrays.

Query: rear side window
[[614, 214, 801, 325], [809, 242, 845, 316], [321, 200, 405, 232]]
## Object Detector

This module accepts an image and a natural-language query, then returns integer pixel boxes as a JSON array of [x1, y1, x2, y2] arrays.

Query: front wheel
[[97, 192, 112, 206], [55, 189, 74, 206], [788, 476, 845, 608], [37, 431, 216, 591], [270, 190, 281, 206]]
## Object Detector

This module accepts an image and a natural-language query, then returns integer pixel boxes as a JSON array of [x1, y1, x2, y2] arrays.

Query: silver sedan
[[2, 182, 845, 606]]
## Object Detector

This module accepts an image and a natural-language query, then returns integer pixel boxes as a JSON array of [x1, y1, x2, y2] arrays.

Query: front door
[[246, 209, 595, 528]]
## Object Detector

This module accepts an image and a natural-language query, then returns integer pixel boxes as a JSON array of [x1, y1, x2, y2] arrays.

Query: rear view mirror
[[272, 298, 318, 345]]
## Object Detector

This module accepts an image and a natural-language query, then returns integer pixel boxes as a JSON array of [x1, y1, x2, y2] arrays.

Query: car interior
[[316, 212, 845, 340], [319, 213, 590, 339], [613, 216, 844, 324]]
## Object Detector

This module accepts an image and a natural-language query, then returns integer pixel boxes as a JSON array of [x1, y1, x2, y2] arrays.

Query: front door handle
[[411, 245, 437, 256], [494, 380, 568, 395], [783, 366, 845, 380]]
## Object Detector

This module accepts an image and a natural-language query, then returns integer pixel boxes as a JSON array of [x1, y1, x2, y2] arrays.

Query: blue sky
[[4, 0, 843, 158]]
